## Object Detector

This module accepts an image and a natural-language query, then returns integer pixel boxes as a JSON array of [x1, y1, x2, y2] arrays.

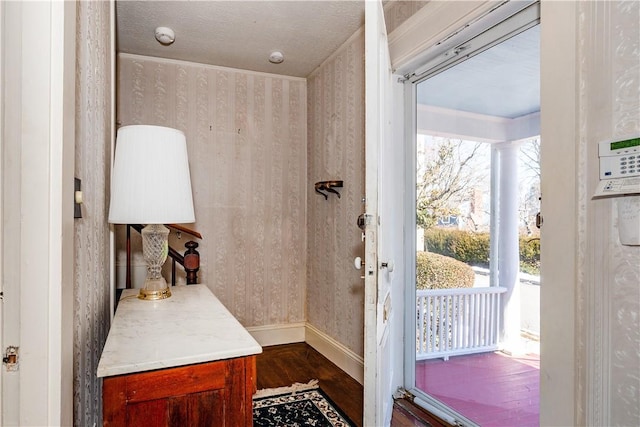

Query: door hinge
[[393, 387, 413, 401], [3, 346, 19, 371]]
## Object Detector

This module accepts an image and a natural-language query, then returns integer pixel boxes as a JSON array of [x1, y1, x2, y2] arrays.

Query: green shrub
[[519, 236, 540, 275], [424, 228, 540, 275], [424, 229, 490, 268], [416, 251, 475, 290]]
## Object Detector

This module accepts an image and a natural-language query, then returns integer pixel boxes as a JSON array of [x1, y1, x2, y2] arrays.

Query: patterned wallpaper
[[577, 1, 640, 425], [117, 54, 307, 327], [306, 30, 366, 357], [73, 1, 112, 426]]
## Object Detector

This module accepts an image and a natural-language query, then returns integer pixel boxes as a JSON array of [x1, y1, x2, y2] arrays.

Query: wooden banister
[[167, 224, 203, 240], [167, 242, 200, 285], [125, 224, 201, 288]]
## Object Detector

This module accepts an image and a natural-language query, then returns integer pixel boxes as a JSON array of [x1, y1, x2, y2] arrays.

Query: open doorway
[[404, 12, 541, 427]]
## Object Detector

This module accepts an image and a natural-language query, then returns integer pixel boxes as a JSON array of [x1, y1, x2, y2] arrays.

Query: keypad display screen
[[611, 137, 640, 151]]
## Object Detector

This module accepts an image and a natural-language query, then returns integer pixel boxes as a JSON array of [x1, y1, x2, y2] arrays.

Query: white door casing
[[0, 0, 4, 420], [364, 1, 404, 425], [1, 2, 76, 425], [1, 2, 21, 424]]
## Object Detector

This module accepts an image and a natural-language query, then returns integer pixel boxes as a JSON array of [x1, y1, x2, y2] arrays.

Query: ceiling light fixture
[[269, 51, 284, 64], [155, 26, 175, 45]]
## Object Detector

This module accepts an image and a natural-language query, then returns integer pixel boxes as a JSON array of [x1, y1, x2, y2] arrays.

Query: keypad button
[[621, 170, 627, 174], [621, 157, 628, 160], [621, 162, 627, 165]]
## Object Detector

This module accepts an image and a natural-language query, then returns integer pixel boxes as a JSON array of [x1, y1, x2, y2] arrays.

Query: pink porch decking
[[416, 351, 540, 427]]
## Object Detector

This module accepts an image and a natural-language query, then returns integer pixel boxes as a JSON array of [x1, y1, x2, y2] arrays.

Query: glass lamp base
[[138, 277, 172, 300], [140, 224, 172, 300]]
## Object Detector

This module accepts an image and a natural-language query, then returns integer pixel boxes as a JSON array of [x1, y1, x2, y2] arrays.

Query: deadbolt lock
[[357, 213, 373, 230]]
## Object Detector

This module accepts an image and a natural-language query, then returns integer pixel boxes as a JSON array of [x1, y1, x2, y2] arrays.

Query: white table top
[[97, 285, 262, 378]]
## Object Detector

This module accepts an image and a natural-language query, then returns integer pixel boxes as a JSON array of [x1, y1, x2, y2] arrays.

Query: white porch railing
[[417, 286, 507, 361]]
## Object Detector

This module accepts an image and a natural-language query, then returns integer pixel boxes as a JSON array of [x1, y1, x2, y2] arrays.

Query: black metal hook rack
[[314, 180, 343, 200]]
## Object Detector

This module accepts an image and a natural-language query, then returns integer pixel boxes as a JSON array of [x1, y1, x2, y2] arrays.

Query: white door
[[364, 1, 404, 425], [1, 2, 76, 425]]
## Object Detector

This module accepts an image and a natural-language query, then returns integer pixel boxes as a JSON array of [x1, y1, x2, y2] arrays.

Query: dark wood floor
[[256, 343, 450, 427], [256, 342, 364, 426]]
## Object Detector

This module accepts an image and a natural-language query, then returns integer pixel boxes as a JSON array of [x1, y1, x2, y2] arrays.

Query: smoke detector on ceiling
[[155, 27, 175, 45], [269, 51, 285, 64]]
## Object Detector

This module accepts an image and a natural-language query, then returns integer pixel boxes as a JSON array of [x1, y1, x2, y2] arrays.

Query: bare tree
[[520, 138, 540, 179], [519, 138, 541, 236], [519, 183, 540, 236], [416, 136, 541, 236], [416, 138, 486, 229]]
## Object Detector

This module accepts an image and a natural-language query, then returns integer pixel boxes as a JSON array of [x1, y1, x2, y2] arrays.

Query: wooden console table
[[98, 285, 262, 426]]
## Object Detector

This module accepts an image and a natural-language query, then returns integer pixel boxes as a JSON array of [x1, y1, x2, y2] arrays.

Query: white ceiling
[[116, 1, 539, 120], [116, 0, 365, 78], [417, 25, 540, 119]]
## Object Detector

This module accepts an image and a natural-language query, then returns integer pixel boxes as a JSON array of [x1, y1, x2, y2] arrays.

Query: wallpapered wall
[[73, 1, 112, 426], [577, 1, 640, 425], [113, 0, 401, 370], [117, 54, 307, 327], [306, 30, 366, 357]]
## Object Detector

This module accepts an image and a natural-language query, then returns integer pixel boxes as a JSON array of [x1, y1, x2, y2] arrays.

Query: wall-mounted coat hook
[[315, 180, 343, 200]]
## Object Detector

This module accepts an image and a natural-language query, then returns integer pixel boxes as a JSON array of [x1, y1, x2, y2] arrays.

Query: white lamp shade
[[108, 125, 195, 224]]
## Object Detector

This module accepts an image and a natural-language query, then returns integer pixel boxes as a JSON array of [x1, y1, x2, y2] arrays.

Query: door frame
[[1, 2, 76, 425], [0, 0, 4, 418], [391, 1, 579, 425], [538, 2, 578, 425]]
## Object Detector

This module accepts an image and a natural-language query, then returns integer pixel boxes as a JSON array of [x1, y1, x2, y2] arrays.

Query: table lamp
[[108, 125, 195, 300]]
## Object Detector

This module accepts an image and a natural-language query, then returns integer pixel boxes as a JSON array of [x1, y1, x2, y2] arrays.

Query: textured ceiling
[[417, 25, 540, 119], [116, 0, 365, 77]]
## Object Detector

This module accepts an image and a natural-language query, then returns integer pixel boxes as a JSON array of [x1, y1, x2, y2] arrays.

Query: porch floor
[[416, 351, 539, 427]]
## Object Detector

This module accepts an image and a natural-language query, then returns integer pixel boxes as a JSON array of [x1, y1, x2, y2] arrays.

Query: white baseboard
[[305, 323, 364, 385], [246, 323, 305, 347], [246, 322, 365, 386]]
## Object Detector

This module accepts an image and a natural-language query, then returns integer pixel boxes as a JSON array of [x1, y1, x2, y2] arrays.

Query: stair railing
[[126, 224, 201, 288]]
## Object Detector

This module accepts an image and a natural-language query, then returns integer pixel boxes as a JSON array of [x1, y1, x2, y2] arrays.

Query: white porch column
[[494, 141, 521, 351]]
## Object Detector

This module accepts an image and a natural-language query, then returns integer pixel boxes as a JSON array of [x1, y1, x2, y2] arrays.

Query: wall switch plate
[[74, 178, 82, 219]]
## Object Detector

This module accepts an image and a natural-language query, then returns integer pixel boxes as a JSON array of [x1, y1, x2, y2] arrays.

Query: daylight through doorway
[[408, 22, 541, 427]]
